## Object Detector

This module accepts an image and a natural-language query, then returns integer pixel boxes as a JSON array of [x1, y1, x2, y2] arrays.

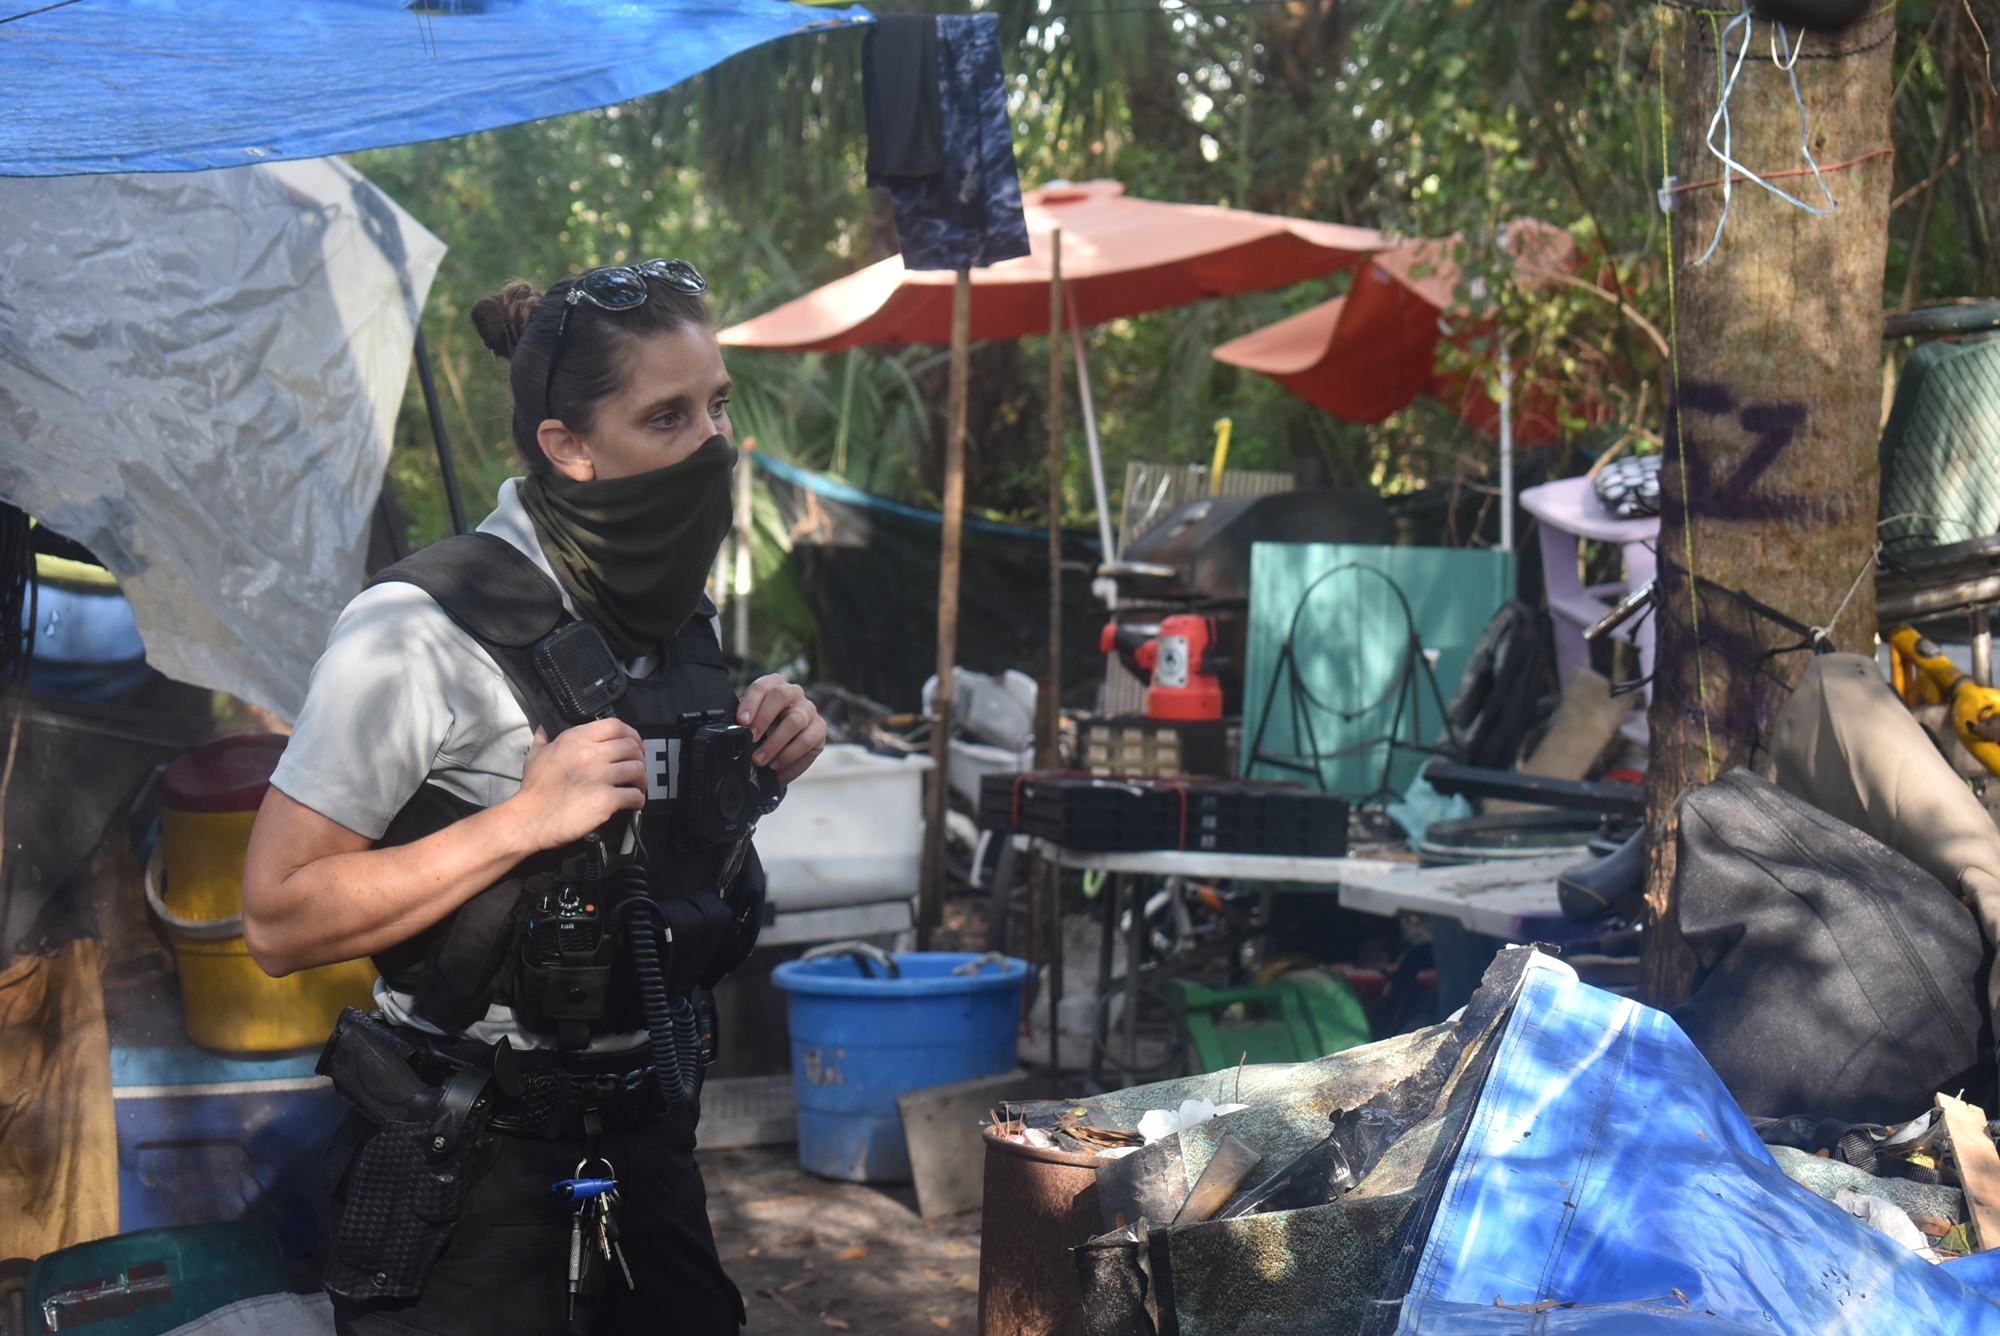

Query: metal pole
[[920, 268, 973, 948], [1035, 236, 1069, 1072], [1043, 230, 1065, 771], [1123, 873, 1143, 1073], [413, 327, 468, 537], [1087, 871, 1118, 1088], [989, 835, 1019, 956], [1047, 858, 1063, 1080], [1497, 341, 1515, 554], [1065, 288, 1117, 564]]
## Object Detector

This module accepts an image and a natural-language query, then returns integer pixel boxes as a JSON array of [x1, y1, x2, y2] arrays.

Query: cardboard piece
[[1937, 1091, 2000, 1251], [897, 1068, 1034, 1219]]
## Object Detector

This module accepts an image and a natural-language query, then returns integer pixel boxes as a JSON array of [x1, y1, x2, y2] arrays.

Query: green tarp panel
[[1242, 543, 1515, 800], [1879, 335, 2000, 553]]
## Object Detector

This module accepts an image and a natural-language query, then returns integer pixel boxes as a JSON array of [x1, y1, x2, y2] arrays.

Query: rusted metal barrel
[[976, 1127, 1104, 1336]]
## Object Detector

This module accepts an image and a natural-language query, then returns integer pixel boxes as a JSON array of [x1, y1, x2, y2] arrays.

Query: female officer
[[243, 258, 826, 1335]]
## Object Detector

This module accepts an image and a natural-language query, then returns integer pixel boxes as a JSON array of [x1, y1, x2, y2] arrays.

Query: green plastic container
[[1169, 968, 1372, 1072], [27, 1221, 285, 1334]]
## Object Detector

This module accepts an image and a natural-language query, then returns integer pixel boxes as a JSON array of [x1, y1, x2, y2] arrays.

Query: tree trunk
[[1644, 9, 1894, 1006]]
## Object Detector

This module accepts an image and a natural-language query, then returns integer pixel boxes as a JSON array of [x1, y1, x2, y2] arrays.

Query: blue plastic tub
[[771, 951, 1030, 1182]]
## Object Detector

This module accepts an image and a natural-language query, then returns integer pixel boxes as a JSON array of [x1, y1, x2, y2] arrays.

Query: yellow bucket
[[150, 734, 377, 1053]]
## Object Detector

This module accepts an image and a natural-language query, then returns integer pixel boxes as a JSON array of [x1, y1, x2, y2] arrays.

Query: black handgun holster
[[318, 1009, 503, 1304]]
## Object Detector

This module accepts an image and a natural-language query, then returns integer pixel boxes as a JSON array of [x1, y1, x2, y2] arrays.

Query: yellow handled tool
[[1886, 625, 2000, 775]]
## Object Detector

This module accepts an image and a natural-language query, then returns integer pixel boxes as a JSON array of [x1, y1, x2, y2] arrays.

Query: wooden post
[[920, 268, 973, 948], [1644, 8, 1894, 1004], [1042, 232, 1065, 1078], [1042, 229, 1065, 771]]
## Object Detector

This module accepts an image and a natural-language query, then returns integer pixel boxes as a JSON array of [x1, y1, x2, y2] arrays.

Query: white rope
[[1694, 3, 1838, 265]]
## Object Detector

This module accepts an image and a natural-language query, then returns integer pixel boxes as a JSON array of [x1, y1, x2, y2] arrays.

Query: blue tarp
[[1391, 953, 2000, 1333], [0, 0, 872, 177]]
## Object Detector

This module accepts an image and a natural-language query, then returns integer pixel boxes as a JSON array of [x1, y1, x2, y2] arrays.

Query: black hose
[[613, 869, 701, 1107]]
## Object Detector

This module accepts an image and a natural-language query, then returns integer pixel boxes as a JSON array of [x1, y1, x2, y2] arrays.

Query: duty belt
[[489, 1065, 672, 1139], [421, 1029, 695, 1141]]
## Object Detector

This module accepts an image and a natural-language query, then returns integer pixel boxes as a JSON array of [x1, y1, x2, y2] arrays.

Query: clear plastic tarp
[[0, 158, 446, 719]]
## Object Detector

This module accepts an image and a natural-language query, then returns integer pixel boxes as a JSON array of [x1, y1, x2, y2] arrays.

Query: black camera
[[678, 709, 781, 845]]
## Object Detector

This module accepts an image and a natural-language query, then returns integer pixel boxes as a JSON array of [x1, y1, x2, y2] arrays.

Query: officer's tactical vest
[[364, 533, 764, 1041]]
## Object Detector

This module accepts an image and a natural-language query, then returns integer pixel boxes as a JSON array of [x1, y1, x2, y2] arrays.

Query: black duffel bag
[[1671, 768, 1993, 1126]]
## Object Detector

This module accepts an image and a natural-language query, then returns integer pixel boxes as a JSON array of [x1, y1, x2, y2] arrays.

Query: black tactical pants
[[331, 1101, 743, 1336]]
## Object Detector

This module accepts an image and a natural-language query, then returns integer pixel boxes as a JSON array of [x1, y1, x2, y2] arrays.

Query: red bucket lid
[[161, 733, 290, 813]]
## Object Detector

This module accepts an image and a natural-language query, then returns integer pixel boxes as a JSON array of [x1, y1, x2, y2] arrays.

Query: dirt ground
[[700, 1146, 983, 1336]]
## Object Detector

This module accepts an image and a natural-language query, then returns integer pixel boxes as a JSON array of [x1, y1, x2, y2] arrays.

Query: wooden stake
[[920, 268, 972, 947], [1043, 231, 1064, 1078]]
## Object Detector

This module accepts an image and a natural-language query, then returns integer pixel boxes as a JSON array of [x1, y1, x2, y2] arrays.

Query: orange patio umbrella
[[720, 178, 1384, 350], [1211, 223, 1583, 438], [719, 178, 1386, 556], [1212, 221, 1588, 550], [1209, 239, 1460, 425]]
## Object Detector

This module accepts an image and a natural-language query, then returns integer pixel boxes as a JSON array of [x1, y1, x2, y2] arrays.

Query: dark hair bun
[[470, 280, 541, 359]]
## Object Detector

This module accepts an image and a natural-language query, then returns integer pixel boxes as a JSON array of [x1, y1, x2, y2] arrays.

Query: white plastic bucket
[[754, 744, 933, 911]]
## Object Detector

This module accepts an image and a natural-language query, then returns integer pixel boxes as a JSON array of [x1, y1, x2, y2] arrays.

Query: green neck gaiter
[[519, 435, 739, 660]]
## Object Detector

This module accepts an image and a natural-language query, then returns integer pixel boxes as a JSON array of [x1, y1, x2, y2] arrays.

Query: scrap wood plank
[[1937, 1092, 2000, 1250]]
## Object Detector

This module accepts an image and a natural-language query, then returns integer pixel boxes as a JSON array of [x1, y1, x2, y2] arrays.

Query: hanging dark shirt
[[863, 14, 943, 182]]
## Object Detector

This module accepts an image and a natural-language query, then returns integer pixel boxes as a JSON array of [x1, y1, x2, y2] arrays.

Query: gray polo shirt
[[272, 478, 645, 1051]]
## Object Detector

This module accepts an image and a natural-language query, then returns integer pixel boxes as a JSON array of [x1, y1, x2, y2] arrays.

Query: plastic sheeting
[[0, 0, 872, 178], [1388, 952, 2000, 1334], [0, 158, 445, 719]]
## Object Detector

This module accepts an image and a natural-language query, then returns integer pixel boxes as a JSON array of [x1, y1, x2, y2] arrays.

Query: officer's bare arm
[[242, 719, 647, 978]]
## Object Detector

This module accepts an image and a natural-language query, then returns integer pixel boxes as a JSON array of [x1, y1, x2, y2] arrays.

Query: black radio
[[516, 838, 617, 1048]]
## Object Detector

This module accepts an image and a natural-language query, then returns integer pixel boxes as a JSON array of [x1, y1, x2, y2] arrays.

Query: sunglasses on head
[[542, 258, 707, 423]]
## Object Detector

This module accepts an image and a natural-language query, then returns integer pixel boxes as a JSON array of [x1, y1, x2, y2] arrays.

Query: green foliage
[[357, 0, 1980, 651]]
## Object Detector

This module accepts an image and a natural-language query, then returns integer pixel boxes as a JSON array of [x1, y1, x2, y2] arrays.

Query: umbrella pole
[[921, 267, 973, 948], [1064, 288, 1117, 564], [413, 328, 468, 537]]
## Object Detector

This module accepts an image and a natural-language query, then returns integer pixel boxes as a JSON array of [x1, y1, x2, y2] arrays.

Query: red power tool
[[1101, 614, 1225, 720]]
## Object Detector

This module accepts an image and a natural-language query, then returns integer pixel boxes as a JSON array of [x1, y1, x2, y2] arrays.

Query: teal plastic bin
[[27, 1220, 285, 1334], [772, 951, 1030, 1183]]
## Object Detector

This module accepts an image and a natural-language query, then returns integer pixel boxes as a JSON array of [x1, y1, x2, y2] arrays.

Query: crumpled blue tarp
[[0, 0, 871, 177], [1389, 952, 2000, 1333]]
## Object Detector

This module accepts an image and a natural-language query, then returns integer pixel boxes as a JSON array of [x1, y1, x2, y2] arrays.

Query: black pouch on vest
[[318, 1010, 500, 1303], [407, 873, 545, 1034]]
